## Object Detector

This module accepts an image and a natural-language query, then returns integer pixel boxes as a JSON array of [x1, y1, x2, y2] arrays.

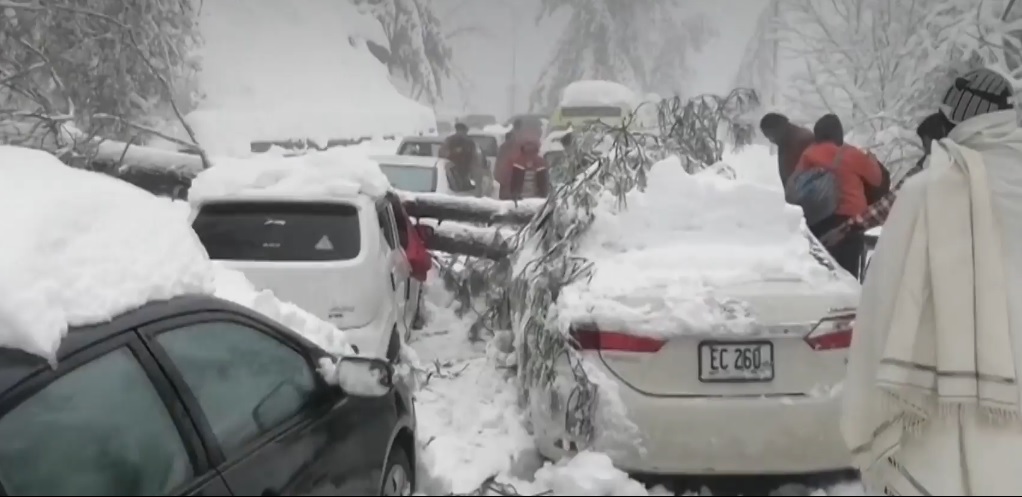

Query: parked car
[[467, 130, 505, 172], [0, 145, 417, 496], [460, 114, 497, 129], [529, 160, 861, 476], [374, 155, 497, 198], [191, 191, 428, 359], [0, 296, 416, 496], [396, 136, 445, 158]]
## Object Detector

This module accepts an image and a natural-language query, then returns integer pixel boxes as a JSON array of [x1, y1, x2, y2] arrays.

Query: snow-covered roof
[[189, 148, 392, 205], [0, 145, 358, 364], [186, 0, 436, 156], [559, 80, 638, 108], [556, 149, 858, 335]]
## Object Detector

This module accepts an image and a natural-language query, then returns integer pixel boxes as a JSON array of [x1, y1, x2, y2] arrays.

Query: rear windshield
[[469, 135, 499, 156], [192, 202, 361, 262], [379, 164, 437, 192], [560, 106, 622, 118], [397, 141, 442, 157]]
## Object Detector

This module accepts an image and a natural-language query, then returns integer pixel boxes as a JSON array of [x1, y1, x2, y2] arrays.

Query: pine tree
[[529, 0, 712, 112], [355, 0, 454, 105]]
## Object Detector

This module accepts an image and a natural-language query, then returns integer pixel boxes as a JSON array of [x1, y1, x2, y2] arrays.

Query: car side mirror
[[330, 356, 394, 397], [415, 224, 435, 242]]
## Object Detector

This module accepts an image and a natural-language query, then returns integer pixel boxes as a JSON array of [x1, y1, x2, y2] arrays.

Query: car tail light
[[804, 313, 855, 350], [570, 328, 666, 353]]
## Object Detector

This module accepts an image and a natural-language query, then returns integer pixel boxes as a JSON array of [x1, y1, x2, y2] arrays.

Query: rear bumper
[[534, 363, 852, 475]]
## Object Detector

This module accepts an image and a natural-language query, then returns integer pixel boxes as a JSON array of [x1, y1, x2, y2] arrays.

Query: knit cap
[[939, 68, 1014, 124]]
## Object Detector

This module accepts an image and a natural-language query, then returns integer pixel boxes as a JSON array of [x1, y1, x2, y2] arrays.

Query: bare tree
[[0, 0, 208, 169]]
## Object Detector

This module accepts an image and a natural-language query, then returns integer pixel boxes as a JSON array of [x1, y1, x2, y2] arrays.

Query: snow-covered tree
[[355, 0, 454, 105], [734, 0, 783, 107], [0, 0, 203, 154], [775, 0, 1022, 178], [529, 0, 713, 112]]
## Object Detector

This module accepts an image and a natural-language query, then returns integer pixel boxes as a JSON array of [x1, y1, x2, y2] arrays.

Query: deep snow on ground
[[408, 270, 865, 496]]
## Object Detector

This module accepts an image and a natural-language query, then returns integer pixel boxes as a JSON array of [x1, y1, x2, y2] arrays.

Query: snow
[[556, 152, 856, 337], [560, 80, 638, 108], [0, 145, 367, 390], [0, 146, 214, 363], [188, 147, 392, 205], [186, 0, 436, 156], [409, 270, 863, 496]]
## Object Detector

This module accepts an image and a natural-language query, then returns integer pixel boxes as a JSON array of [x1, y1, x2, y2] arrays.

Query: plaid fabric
[[816, 159, 924, 246]]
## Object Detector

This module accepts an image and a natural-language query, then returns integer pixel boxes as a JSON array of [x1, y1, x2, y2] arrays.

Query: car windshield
[[469, 135, 499, 157], [192, 202, 361, 262], [379, 164, 437, 192], [560, 106, 622, 118], [397, 141, 442, 157]]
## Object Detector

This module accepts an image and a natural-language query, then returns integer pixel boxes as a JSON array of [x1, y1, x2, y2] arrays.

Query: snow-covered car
[[396, 135, 445, 158], [467, 130, 505, 172], [374, 154, 493, 197], [0, 145, 417, 496], [188, 150, 429, 360], [530, 155, 860, 475]]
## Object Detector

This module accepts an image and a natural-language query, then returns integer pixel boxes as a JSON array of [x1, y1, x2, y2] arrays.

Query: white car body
[[190, 192, 423, 359], [373, 154, 461, 195], [533, 241, 859, 475], [467, 130, 506, 172]]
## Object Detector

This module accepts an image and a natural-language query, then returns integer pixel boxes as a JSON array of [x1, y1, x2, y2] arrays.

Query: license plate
[[698, 341, 774, 382]]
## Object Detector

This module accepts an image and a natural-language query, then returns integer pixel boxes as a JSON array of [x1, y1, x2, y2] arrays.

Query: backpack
[[786, 146, 846, 226]]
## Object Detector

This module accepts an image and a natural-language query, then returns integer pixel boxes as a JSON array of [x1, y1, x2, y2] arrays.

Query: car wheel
[[380, 446, 413, 496]]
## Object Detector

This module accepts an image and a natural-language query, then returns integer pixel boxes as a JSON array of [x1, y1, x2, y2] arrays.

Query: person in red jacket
[[788, 114, 886, 277], [500, 139, 550, 200]]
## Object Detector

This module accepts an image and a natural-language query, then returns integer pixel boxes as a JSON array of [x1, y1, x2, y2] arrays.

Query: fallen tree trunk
[[420, 221, 517, 260], [400, 191, 543, 225]]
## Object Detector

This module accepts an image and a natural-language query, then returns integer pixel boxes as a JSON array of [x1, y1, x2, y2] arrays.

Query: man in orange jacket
[[787, 114, 888, 277]]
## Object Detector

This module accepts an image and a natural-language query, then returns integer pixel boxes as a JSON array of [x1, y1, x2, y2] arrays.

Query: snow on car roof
[[189, 147, 392, 205], [0, 145, 359, 365], [559, 80, 637, 108], [556, 150, 858, 337], [0, 146, 216, 362]]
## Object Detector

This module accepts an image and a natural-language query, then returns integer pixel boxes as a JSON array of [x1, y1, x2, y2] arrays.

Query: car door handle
[[390, 274, 396, 290]]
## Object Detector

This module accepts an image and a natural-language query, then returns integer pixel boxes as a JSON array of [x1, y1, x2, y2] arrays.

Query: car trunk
[[192, 200, 381, 329], [574, 279, 858, 398]]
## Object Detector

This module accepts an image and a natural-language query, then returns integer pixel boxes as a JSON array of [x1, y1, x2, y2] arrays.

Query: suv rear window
[[193, 202, 360, 261]]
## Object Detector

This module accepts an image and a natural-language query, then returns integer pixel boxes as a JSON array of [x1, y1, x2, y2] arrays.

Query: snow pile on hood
[[560, 80, 637, 108], [0, 146, 215, 362], [189, 147, 392, 204], [557, 155, 855, 336], [187, 0, 435, 155]]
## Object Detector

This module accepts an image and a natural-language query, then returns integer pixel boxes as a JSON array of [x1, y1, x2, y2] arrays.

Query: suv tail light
[[570, 328, 665, 353], [804, 313, 855, 350]]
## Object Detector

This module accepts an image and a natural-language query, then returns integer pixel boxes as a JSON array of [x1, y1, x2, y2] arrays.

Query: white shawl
[[841, 110, 1022, 494]]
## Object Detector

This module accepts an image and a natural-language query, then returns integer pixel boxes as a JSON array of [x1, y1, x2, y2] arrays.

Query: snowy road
[[405, 275, 866, 496]]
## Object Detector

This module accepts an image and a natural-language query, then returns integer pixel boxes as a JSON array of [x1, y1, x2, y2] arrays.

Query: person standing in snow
[[496, 129, 518, 192], [841, 68, 1022, 496], [786, 114, 887, 277], [440, 123, 479, 193], [818, 113, 949, 248], [760, 112, 815, 187], [501, 139, 550, 201]]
